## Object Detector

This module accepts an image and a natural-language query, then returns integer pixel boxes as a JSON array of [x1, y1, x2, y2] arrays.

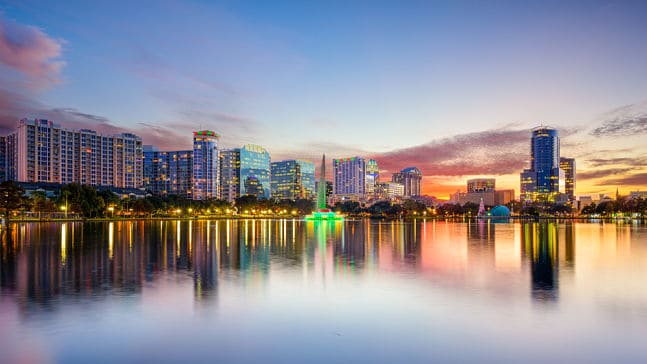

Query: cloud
[[586, 156, 647, 167], [591, 100, 647, 137], [577, 168, 633, 181], [598, 173, 647, 186], [371, 128, 530, 177], [0, 15, 65, 87], [591, 115, 647, 137]]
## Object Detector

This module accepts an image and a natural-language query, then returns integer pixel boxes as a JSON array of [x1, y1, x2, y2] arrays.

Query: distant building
[[410, 195, 438, 207], [629, 191, 647, 200], [520, 126, 565, 201], [392, 167, 422, 197], [219, 148, 241, 202], [559, 157, 576, 202], [467, 178, 495, 193], [143, 146, 193, 197], [270, 159, 316, 200], [377, 181, 404, 200], [5, 118, 143, 188], [450, 178, 513, 206], [333, 157, 367, 200], [495, 189, 515, 205], [0, 135, 6, 182], [365, 159, 379, 196], [192, 130, 220, 200], [577, 195, 593, 211], [240, 144, 271, 199]]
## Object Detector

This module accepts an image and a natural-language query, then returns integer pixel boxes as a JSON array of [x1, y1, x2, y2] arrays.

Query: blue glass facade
[[240, 144, 271, 199], [143, 145, 193, 197], [270, 159, 315, 200], [521, 127, 563, 200], [192, 131, 220, 200]]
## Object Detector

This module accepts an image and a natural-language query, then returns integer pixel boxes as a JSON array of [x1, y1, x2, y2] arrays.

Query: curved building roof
[[400, 167, 422, 175], [489, 205, 510, 217]]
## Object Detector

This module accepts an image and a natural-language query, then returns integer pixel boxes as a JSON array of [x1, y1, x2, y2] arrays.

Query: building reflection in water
[[0, 218, 608, 314], [521, 222, 560, 302]]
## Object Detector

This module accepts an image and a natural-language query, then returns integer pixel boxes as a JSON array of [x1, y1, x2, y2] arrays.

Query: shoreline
[[2, 215, 645, 223]]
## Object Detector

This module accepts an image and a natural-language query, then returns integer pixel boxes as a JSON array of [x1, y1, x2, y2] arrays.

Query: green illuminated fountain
[[305, 154, 344, 220]]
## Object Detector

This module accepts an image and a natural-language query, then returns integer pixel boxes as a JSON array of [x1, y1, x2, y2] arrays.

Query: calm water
[[1, 219, 647, 363]]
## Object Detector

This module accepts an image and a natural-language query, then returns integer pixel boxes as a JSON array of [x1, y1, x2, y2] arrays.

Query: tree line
[[0, 181, 316, 220]]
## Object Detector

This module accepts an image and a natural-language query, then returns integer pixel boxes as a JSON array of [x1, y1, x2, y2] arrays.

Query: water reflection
[[0, 219, 645, 313]]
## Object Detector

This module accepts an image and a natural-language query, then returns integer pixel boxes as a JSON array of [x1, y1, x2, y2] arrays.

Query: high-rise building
[[192, 130, 220, 200], [6, 118, 143, 188], [559, 157, 576, 202], [333, 157, 366, 199], [467, 178, 495, 193], [143, 146, 193, 197], [365, 159, 379, 196], [219, 148, 240, 202], [270, 159, 316, 200], [0, 136, 6, 182], [392, 167, 422, 197], [240, 144, 271, 199], [377, 181, 404, 200], [315, 180, 333, 199], [520, 126, 564, 201]]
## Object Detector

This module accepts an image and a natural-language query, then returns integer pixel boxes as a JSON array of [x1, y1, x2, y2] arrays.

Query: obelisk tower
[[317, 154, 327, 210]]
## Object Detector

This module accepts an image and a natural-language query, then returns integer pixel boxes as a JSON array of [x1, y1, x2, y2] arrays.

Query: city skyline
[[2, 1, 647, 198]]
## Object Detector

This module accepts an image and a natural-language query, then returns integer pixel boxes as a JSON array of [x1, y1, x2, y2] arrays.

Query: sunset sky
[[1, 0, 647, 199]]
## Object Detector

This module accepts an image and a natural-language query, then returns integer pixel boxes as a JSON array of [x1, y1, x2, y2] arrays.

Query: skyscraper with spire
[[520, 126, 566, 201]]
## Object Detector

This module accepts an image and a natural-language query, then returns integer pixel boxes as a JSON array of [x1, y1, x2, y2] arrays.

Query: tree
[[335, 201, 361, 214], [0, 181, 27, 221], [581, 203, 597, 215]]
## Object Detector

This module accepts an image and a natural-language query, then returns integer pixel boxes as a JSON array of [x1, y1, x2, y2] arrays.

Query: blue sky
[[2, 0, 647, 196]]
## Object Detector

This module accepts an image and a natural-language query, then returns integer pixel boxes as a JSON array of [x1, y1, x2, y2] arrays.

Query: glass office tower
[[270, 159, 316, 200], [143, 145, 193, 197], [559, 157, 576, 202], [219, 148, 241, 202], [240, 144, 271, 199], [192, 130, 220, 200], [520, 127, 564, 201]]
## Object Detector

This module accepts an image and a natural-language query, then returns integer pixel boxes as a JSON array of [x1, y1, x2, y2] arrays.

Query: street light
[[108, 206, 115, 218]]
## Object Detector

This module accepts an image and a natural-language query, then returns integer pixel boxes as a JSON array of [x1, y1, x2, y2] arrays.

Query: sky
[[1, 0, 647, 199]]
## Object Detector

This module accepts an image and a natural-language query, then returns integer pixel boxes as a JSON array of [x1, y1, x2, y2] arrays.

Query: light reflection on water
[[1, 220, 647, 363]]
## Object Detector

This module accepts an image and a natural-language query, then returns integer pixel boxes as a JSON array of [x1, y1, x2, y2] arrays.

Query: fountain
[[305, 154, 344, 220]]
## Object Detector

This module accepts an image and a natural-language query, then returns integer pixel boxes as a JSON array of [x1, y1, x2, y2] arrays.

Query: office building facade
[[0, 136, 6, 182], [467, 178, 495, 193], [5, 118, 143, 188], [270, 159, 316, 200], [559, 157, 576, 202], [240, 144, 271, 199], [219, 148, 241, 202], [392, 167, 422, 197], [365, 159, 379, 196], [143, 146, 193, 197], [192, 130, 220, 200], [333, 157, 366, 199], [377, 181, 404, 200], [520, 127, 564, 201]]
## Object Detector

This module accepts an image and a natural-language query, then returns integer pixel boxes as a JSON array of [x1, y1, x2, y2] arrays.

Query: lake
[[1, 219, 647, 363]]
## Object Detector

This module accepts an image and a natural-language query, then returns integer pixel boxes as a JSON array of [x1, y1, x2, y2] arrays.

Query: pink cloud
[[0, 15, 65, 87], [371, 129, 530, 177]]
